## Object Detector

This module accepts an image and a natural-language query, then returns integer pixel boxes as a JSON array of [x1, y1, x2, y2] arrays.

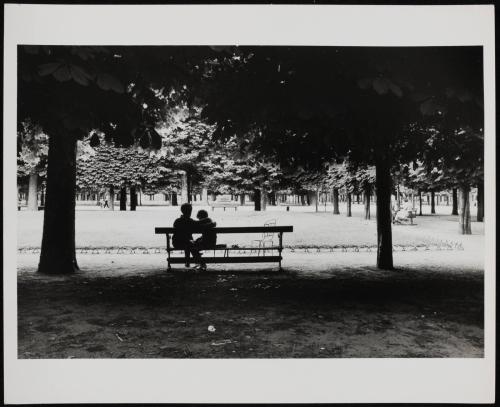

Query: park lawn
[[17, 203, 484, 250], [17, 249, 483, 359]]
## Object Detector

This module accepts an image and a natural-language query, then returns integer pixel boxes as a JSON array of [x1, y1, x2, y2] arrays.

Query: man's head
[[196, 209, 208, 220], [180, 203, 192, 217]]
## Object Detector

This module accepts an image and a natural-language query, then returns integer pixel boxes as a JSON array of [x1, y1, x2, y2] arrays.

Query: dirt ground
[[17, 250, 484, 359]]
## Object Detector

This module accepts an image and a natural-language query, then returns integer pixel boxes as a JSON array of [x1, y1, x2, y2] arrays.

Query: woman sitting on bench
[[190, 210, 217, 270]]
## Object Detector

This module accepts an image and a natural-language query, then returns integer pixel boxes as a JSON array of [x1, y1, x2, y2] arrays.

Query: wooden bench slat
[[168, 256, 282, 264], [155, 226, 293, 234]]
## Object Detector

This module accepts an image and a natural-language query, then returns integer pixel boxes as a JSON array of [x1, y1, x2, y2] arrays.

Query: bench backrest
[[215, 194, 233, 202], [156, 226, 293, 234]]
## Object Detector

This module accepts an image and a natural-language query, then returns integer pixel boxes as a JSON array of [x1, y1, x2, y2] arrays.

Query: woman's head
[[197, 209, 208, 219]]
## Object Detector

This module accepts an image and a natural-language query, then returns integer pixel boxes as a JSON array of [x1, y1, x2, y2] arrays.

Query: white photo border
[[3, 4, 496, 404]]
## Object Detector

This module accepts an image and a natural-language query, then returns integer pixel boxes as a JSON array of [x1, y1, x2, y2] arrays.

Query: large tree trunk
[[38, 133, 79, 274], [130, 186, 137, 211], [240, 194, 245, 205], [430, 191, 436, 214], [346, 193, 352, 217], [356, 193, 360, 205], [254, 188, 261, 211], [375, 159, 393, 270], [108, 186, 115, 211], [452, 188, 458, 215], [201, 188, 208, 203], [332, 187, 340, 214], [27, 171, 38, 211], [476, 183, 484, 222], [364, 184, 371, 220], [418, 190, 422, 216], [119, 186, 127, 211], [171, 193, 178, 206], [458, 185, 472, 234], [300, 194, 306, 206]]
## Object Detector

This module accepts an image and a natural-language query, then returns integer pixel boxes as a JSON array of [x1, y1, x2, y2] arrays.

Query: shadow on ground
[[18, 267, 483, 359]]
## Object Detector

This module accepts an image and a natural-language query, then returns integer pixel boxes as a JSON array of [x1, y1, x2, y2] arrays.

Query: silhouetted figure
[[103, 199, 109, 208], [172, 203, 196, 250], [191, 209, 217, 270]]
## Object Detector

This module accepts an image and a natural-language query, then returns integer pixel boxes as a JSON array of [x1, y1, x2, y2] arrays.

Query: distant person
[[190, 209, 217, 271], [394, 199, 412, 224], [103, 199, 109, 208]]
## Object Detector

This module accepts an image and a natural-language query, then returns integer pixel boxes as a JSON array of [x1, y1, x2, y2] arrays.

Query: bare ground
[[17, 251, 483, 359]]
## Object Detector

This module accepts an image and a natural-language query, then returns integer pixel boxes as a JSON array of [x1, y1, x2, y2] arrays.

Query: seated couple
[[172, 203, 217, 270]]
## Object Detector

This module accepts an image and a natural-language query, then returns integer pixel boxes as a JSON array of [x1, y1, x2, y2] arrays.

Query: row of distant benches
[[208, 195, 304, 211]]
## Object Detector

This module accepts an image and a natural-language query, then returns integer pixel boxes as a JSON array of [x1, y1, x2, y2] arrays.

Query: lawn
[[17, 202, 484, 249]]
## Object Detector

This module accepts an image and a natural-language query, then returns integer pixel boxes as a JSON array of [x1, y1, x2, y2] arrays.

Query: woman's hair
[[197, 209, 208, 219]]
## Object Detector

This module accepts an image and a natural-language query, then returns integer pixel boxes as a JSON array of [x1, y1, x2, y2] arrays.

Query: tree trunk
[[180, 171, 188, 204], [254, 188, 261, 211], [187, 173, 192, 204], [130, 186, 137, 211], [477, 183, 484, 222], [240, 194, 245, 205], [356, 194, 360, 205], [307, 190, 318, 211], [346, 193, 352, 217], [201, 188, 208, 203], [38, 133, 79, 274], [269, 192, 276, 206], [458, 185, 472, 234], [452, 188, 458, 215], [332, 187, 340, 214], [418, 190, 422, 216], [40, 184, 45, 207], [119, 187, 127, 211], [430, 191, 436, 214], [364, 184, 371, 220], [171, 193, 178, 206], [27, 171, 38, 211], [375, 159, 393, 270], [109, 186, 115, 211], [300, 194, 306, 206], [260, 186, 267, 211]]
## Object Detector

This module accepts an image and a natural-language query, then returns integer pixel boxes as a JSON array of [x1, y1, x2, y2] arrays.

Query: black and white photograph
[[3, 3, 495, 404]]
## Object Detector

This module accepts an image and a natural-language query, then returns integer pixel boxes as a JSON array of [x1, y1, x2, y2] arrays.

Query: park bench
[[208, 195, 239, 211], [155, 225, 293, 271]]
